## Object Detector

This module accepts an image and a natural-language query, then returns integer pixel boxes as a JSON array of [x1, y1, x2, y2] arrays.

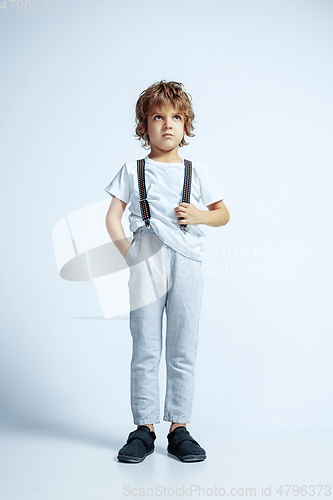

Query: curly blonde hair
[[135, 80, 195, 149]]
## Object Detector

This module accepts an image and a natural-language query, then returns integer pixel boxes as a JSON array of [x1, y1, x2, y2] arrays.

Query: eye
[[153, 114, 182, 120]]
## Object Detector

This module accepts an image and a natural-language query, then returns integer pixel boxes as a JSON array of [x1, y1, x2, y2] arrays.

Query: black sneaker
[[117, 426, 156, 463], [167, 426, 206, 462]]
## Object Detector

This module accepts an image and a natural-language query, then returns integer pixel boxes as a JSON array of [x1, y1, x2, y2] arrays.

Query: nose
[[164, 118, 172, 129]]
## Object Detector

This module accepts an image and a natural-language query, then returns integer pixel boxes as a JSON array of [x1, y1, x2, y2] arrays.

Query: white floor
[[0, 423, 332, 499]]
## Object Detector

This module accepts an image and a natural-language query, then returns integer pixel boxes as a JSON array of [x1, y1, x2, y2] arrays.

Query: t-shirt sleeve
[[104, 163, 131, 204], [198, 164, 224, 207]]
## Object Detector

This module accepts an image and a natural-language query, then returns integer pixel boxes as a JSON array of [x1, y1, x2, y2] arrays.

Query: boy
[[105, 80, 230, 463]]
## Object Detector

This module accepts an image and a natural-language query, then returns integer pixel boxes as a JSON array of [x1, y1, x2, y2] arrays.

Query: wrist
[[199, 210, 207, 225]]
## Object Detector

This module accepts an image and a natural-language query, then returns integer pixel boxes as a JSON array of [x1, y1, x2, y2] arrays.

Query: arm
[[105, 196, 131, 259], [200, 200, 230, 227], [174, 200, 230, 228]]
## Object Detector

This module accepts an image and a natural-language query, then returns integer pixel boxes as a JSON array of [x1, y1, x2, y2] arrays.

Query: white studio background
[[0, 0, 332, 495]]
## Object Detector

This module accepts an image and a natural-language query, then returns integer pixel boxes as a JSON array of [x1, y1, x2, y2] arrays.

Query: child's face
[[145, 103, 185, 154]]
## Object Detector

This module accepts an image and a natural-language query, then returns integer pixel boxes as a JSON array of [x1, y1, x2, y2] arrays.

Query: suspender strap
[[137, 159, 151, 228], [179, 159, 192, 229], [137, 158, 192, 233]]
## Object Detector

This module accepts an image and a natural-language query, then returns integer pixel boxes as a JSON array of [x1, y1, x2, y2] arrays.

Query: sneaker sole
[[117, 447, 154, 463], [167, 446, 206, 462]]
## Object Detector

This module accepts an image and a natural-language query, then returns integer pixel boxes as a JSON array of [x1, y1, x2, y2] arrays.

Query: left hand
[[174, 203, 202, 225]]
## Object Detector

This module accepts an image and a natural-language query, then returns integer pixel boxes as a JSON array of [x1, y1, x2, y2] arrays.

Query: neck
[[148, 152, 183, 163]]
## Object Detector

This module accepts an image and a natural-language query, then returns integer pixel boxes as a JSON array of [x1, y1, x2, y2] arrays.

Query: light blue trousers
[[125, 224, 203, 425]]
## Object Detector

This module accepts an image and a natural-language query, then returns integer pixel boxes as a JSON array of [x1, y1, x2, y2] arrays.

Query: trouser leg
[[129, 296, 165, 425], [163, 246, 203, 423], [127, 226, 167, 425]]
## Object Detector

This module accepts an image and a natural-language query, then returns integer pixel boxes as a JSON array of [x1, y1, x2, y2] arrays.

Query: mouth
[[163, 134, 173, 137]]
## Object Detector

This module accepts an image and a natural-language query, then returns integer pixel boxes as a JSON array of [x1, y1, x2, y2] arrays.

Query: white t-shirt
[[104, 154, 224, 261]]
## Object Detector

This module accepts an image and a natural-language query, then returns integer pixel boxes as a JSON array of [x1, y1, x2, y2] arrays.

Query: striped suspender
[[137, 158, 192, 233], [137, 158, 151, 228], [179, 159, 192, 230]]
